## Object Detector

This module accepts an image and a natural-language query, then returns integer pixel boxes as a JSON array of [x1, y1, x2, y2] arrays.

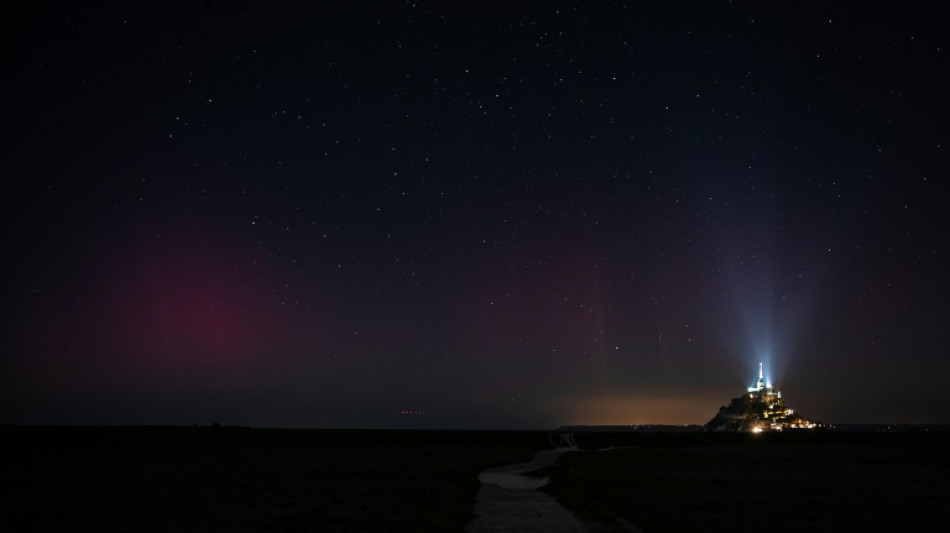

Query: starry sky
[[5, 2, 949, 428]]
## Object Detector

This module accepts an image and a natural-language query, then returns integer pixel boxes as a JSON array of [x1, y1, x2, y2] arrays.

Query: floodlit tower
[[749, 362, 767, 393]]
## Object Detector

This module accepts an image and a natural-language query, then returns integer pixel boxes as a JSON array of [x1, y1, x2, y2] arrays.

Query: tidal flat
[[7, 427, 947, 532], [3, 426, 546, 532], [545, 431, 950, 533]]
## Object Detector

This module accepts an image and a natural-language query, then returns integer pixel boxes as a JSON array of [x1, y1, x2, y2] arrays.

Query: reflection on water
[[477, 449, 566, 489]]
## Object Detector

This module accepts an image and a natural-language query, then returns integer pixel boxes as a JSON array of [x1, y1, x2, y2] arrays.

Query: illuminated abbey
[[705, 363, 821, 432]]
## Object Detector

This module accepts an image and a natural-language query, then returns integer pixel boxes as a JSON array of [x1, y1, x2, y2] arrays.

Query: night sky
[[6, 2, 949, 428]]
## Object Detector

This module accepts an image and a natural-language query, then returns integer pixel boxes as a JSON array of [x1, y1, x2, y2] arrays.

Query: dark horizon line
[[4, 422, 950, 431]]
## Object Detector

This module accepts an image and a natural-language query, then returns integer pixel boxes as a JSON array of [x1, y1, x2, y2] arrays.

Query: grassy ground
[[3, 426, 548, 532], [544, 432, 950, 532]]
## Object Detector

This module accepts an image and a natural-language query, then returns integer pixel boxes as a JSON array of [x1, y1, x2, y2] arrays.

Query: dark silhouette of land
[[545, 430, 950, 532], [3, 426, 546, 532], [4, 426, 948, 532]]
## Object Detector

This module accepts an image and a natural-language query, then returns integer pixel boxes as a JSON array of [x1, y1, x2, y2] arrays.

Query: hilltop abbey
[[705, 363, 821, 432]]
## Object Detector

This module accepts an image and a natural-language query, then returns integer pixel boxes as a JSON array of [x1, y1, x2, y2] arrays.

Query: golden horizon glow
[[556, 394, 720, 425]]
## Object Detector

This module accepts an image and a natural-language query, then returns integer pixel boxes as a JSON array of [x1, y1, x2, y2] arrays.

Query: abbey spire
[[749, 361, 767, 393]]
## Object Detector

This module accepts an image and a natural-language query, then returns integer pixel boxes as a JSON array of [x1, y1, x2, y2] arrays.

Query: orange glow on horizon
[[557, 394, 717, 426]]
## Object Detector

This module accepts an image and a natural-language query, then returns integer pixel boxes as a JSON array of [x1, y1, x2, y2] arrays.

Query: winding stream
[[466, 448, 588, 532]]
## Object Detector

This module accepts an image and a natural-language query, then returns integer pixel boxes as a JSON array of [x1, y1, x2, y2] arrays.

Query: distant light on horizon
[[557, 395, 721, 426]]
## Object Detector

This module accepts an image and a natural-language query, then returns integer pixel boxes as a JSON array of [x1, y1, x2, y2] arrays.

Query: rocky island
[[706, 363, 821, 432]]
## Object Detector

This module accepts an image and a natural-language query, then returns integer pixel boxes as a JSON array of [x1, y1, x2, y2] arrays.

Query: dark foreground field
[[546, 431, 950, 533], [3, 426, 547, 532], [8, 427, 948, 532]]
